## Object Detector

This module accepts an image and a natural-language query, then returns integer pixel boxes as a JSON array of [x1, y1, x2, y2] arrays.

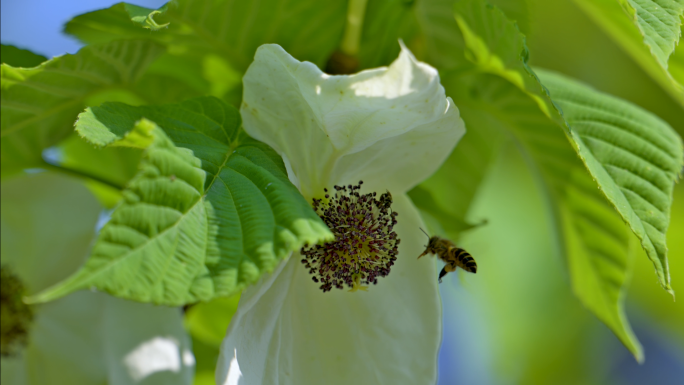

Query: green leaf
[[0, 40, 164, 178], [448, 71, 644, 360], [356, 0, 531, 73], [414, 0, 468, 69], [410, 88, 505, 238], [64, 1, 347, 79], [408, 185, 482, 237], [488, 0, 531, 35], [29, 97, 332, 306], [451, 0, 560, 119], [420, 0, 655, 359], [559, 163, 643, 362], [538, 69, 684, 296], [52, 133, 143, 207], [620, 0, 684, 70], [670, 23, 684, 85], [572, 0, 684, 107], [447, 0, 683, 296], [0, 45, 47, 68], [358, 0, 421, 69]]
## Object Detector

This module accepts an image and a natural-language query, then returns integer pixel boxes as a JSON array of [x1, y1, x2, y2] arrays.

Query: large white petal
[[1, 292, 195, 385], [241, 44, 464, 198], [216, 194, 441, 385], [1, 291, 195, 385], [0, 172, 101, 293], [0, 173, 194, 385]]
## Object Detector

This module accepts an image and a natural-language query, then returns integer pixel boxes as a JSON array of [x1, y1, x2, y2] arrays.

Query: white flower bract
[[240, 42, 464, 200], [217, 43, 465, 385], [0, 173, 194, 385]]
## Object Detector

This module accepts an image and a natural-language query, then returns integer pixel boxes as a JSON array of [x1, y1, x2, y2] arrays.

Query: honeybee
[[417, 228, 477, 283]]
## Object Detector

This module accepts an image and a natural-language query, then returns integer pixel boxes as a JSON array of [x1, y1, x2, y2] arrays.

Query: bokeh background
[[2, 1, 683, 384]]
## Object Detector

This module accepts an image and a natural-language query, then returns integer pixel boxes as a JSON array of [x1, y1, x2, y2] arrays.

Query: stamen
[[301, 181, 399, 292]]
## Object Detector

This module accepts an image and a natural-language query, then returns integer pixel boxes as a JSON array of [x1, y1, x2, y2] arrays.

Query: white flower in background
[[0, 173, 194, 385], [216, 43, 465, 384]]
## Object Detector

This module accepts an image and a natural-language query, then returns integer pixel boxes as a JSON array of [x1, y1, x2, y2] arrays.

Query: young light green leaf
[[572, 0, 684, 107], [451, 0, 559, 119], [537, 69, 684, 296], [0, 40, 164, 178], [559, 165, 643, 362], [408, 0, 528, 236], [620, 0, 684, 70], [29, 97, 332, 306], [126, 4, 169, 30]]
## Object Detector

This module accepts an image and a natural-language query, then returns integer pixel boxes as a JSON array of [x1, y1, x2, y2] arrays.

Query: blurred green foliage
[[436, 0, 684, 383], [185, 295, 240, 385]]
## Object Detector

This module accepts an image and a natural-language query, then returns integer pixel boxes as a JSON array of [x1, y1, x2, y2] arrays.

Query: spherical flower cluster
[[1, 266, 33, 357], [301, 182, 399, 292]]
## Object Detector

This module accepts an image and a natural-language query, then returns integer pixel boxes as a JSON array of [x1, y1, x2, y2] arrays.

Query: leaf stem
[[40, 161, 125, 191], [340, 0, 369, 56]]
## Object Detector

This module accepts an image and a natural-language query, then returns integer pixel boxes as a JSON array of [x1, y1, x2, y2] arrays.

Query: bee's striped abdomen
[[454, 248, 477, 273]]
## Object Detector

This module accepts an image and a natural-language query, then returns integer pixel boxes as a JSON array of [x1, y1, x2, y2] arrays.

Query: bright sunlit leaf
[[572, 0, 684, 107], [28, 97, 332, 306], [538, 69, 684, 296], [621, 0, 684, 69]]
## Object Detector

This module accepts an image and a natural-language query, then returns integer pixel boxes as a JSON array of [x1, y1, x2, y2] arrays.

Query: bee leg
[[438, 266, 448, 283]]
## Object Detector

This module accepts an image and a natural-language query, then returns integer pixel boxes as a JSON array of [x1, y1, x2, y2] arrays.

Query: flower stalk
[[340, 0, 368, 56]]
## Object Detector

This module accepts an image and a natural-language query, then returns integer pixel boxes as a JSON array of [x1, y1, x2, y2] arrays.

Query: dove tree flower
[[216, 43, 465, 384]]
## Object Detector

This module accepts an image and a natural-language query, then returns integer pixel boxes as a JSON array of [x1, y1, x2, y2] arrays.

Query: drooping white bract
[[217, 43, 465, 385], [0, 173, 194, 385]]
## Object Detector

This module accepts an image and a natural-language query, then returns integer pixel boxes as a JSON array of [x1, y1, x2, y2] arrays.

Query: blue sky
[[1, 0, 166, 57]]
